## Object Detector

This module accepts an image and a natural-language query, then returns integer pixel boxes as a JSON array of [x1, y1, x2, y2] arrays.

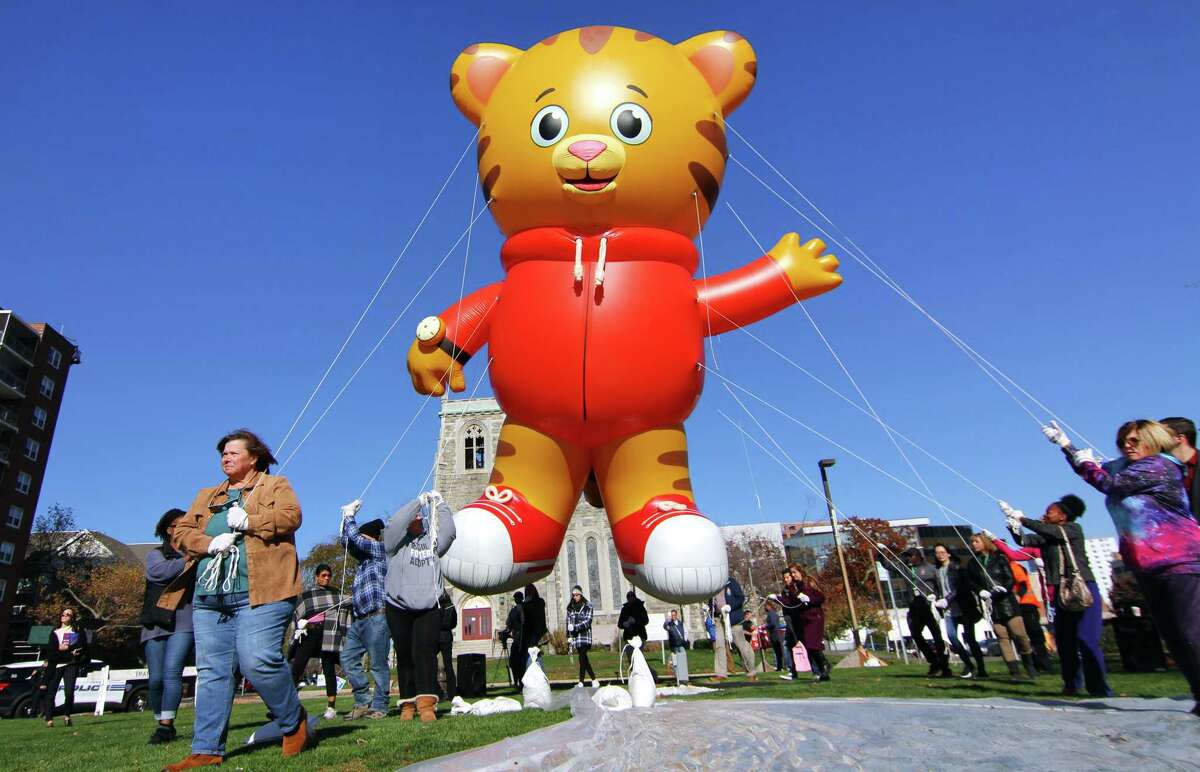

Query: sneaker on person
[[322, 707, 338, 720], [575, 681, 585, 688], [344, 705, 372, 720], [591, 679, 600, 688], [367, 710, 387, 720], [779, 673, 793, 680]]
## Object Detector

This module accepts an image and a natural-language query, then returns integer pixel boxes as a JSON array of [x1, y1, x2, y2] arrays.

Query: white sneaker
[[322, 707, 338, 720], [575, 681, 585, 688], [591, 679, 600, 688], [779, 673, 794, 680]]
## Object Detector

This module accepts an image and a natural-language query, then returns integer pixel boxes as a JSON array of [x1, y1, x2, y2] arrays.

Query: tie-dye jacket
[[1068, 450, 1200, 575]]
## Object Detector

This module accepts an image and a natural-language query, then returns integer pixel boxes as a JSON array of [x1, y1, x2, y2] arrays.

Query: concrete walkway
[[414, 692, 1200, 770]]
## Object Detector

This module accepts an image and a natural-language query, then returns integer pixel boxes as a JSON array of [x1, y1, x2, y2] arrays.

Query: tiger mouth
[[561, 170, 618, 192]]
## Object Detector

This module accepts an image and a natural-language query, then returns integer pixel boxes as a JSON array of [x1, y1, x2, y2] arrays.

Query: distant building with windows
[[0, 309, 80, 653], [433, 397, 702, 658]]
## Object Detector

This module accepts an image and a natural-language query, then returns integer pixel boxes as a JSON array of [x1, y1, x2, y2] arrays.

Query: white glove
[[798, 593, 810, 604], [297, 618, 309, 631], [1006, 513, 1022, 532], [207, 532, 237, 554], [226, 505, 249, 532], [768, 593, 780, 601], [721, 605, 731, 614], [926, 593, 936, 605], [982, 528, 996, 540], [1073, 448, 1101, 466], [1034, 558, 1045, 570], [935, 598, 948, 610], [1042, 421, 1071, 448], [978, 590, 991, 600], [341, 499, 362, 519], [567, 624, 574, 633], [998, 500, 1014, 516], [991, 585, 1007, 595]]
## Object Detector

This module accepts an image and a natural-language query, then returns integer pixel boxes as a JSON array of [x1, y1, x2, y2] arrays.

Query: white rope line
[[693, 191, 719, 371], [704, 302, 1002, 503], [279, 200, 494, 471], [725, 202, 992, 579], [715, 400, 937, 598], [737, 418, 765, 520], [276, 130, 479, 455], [723, 149, 1095, 448], [419, 356, 495, 493], [721, 121, 1099, 448], [705, 366, 1004, 562], [358, 299, 499, 501]]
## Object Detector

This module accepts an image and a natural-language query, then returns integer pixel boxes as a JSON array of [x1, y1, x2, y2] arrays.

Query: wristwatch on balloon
[[416, 315, 471, 365]]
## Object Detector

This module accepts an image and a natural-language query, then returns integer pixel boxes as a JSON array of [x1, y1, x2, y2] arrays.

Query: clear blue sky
[[4, 2, 1198, 557]]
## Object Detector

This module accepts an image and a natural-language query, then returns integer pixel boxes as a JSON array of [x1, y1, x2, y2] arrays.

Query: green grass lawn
[[0, 696, 568, 771], [1, 657, 1190, 771]]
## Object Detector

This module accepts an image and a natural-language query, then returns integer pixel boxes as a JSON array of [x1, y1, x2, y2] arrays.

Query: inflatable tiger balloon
[[407, 26, 842, 602]]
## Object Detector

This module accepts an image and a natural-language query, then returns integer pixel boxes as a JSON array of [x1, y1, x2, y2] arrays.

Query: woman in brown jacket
[[160, 429, 311, 772]]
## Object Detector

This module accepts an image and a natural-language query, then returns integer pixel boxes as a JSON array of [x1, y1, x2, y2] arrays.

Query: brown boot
[[281, 708, 312, 759], [399, 699, 416, 721], [416, 694, 438, 723], [161, 755, 223, 771]]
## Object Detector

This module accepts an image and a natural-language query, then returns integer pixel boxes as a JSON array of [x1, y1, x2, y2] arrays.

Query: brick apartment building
[[0, 308, 80, 653]]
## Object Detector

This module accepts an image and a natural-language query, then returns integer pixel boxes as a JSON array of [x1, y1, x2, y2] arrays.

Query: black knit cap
[[1055, 494, 1086, 521]]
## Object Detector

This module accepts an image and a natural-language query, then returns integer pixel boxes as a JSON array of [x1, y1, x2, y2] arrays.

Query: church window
[[566, 539, 578, 590], [463, 424, 486, 470], [586, 537, 601, 603], [608, 541, 622, 609]]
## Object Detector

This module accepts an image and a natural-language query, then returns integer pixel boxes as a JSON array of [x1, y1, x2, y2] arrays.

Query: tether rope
[[725, 203, 992, 581], [276, 131, 479, 456]]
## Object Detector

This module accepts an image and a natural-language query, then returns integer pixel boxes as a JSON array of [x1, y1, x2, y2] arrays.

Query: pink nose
[[568, 140, 607, 162]]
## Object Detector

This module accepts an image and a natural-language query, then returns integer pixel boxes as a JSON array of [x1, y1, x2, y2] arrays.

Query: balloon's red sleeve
[[695, 256, 796, 337], [442, 282, 503, 357]]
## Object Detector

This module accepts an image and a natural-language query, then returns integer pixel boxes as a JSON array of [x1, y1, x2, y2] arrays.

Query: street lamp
[[819, 458, 861, 648]]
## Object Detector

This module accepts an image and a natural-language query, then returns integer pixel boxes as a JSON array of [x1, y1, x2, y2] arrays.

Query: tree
[[831, 517, 910, 598], [726, 534, 788, 605], [29, 502, 77, 554]]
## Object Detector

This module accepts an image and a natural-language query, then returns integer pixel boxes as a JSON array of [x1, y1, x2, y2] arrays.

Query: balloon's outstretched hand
[[769, 233, 842, 301]]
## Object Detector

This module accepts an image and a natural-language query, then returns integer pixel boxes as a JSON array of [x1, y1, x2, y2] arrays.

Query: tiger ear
[[676, 31, 757, 116], [449, 42, 525, 126]]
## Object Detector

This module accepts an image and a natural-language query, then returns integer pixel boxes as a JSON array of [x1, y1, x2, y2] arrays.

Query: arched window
[[586, 537, 601, 604], [566, 539, 578, 590], [608, 541, 622, 609], [463, 424, 486, 470]]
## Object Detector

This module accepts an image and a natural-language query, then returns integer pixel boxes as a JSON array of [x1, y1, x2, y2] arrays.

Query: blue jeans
[[1054, 581, 1110, 696], [192, 592, 300, 756], [144, 632, 194, 720], [340, 613, 391, 712]]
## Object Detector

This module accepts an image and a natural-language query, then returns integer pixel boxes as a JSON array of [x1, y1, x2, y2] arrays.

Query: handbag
[[1056, 526, 1094, 612]]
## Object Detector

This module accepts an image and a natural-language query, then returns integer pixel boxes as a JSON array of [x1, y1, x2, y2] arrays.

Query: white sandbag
[[488, 696, 523, 714], [450, 695, 524, 716], [627, 637, 656, 708], [521, 646, 553, 711], [592, 685, 633, 712]]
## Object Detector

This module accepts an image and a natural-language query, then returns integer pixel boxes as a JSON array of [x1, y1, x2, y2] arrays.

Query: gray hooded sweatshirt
[[383, 497, 456, 612]]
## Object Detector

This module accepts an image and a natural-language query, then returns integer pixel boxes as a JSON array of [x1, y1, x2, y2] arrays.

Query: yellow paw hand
[[768, 233, 843, 301], [406, 339, 466, 396]]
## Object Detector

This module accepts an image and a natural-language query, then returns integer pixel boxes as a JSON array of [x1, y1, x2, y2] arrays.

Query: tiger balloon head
[[450, 26, 757, 238]]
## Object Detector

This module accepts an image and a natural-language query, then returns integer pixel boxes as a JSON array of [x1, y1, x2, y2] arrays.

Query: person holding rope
[[707, 575, 759, 681], [1000, 494, 1107, 695], [289, 563, 349, 720], [776, 568, 801, 680], [161, 429, 310, 771], [383, 490, 455, 722], [902, 549, 953, 678], [565, 585, 598, 687], [785, 564, 830, 682], [502, 591, 525, 688], [521, 584, 549, 664], [932, 544, 986, 679], [337, 502, 392, 720], [141, 508, 194, 744], [966, 533, 1037, 682], [1040, 419, 1200, 713], [664, 609, 690, 684]]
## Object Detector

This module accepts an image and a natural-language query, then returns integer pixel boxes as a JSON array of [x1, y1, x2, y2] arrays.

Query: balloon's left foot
[[611, 495, 727, 603]]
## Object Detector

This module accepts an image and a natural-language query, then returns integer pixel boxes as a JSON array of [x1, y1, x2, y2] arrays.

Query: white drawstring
[[594, 236, 608, 287], [573, 238, 583, 284]]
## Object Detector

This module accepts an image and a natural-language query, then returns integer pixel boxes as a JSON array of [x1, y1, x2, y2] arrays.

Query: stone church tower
[[434, 395, 700, 658]]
